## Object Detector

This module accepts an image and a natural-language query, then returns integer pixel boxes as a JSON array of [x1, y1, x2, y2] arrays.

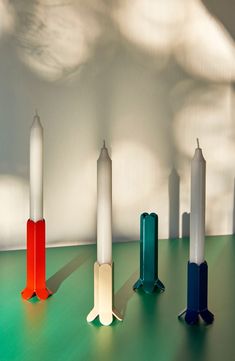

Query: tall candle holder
[[133, 213, 165, 294], [21, 113, 51, 301], [87, 141, 122, 326], [21, 219, 52, 300], [178, 261, 214, 325], [179, 140, 214, 325]]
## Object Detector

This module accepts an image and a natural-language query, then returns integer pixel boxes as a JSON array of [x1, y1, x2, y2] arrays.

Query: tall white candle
[[189, 139, 206, 265], [30, 112, 43, 222], [97, 141, 112, 264]]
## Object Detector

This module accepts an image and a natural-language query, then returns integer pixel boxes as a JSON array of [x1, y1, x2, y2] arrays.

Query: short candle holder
[[178, 261, 214, 325], [133, 213, 165, 294], [87, 262, 123, 326], [21, 219, 52, 300]]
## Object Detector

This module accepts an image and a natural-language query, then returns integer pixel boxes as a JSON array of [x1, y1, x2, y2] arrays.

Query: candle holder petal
[[133, 278, 165, 294], [200, 309, 214, 324], [21, 287, 35, 300], [36, 288, 53, 301]]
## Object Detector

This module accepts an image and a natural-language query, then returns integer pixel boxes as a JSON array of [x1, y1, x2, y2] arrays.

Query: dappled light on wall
[[114, 0, 235, 81], [0, 0, 15, 38], [173, 84, 234, 164], [44, 143, 97, 246], [0, 0, 235, 248], [112, 140, 158, 207], [172, 83, 235, 235], [112, 140, 169, 241], [175, 0, 235, 82], [114, 0, 187, 56], [15, 1, 103, 81]]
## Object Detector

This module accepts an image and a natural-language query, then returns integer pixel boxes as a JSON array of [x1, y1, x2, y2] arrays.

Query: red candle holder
[[21, 219, 52, 300]]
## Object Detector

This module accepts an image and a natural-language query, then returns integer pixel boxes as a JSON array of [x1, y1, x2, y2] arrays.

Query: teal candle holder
[[133, 213, 165, 294]]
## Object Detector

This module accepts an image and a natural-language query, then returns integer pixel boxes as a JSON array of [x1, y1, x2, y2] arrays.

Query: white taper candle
[[30, 111, 43, 221], [189, 139, 206, 265], [97, 141, 112, 264]]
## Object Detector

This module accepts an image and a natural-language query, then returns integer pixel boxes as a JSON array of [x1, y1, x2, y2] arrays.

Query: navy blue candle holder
[[178, 261, 214, 325], [133, 213, 165, 294]]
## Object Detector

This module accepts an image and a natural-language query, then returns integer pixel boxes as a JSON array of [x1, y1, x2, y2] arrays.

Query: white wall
[[0, 0, 235, 250]]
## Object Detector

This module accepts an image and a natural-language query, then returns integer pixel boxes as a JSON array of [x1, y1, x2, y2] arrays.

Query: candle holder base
[[133, 278, 165, 294], [21, 287, 52, 301], [178, 308, 214, 325], [178, 261, 214, 325], [87, 262, 123, 326], [21, 219, 52, 301]]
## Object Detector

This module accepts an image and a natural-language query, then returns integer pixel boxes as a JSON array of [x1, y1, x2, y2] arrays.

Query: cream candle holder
[[87, 262, 122, 326]]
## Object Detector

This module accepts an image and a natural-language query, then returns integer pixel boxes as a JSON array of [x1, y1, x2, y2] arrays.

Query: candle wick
[[196, 138, 200, 148], [35, 109, 38, 117], [103, 140, 106, 148]]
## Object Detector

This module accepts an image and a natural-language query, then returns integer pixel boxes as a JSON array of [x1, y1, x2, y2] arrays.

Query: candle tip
[[34, 109, 40, 120], [196, 138, 200, 148]]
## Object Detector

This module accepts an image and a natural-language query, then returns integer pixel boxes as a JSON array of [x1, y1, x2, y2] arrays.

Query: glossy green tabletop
[[0, 235, 234, 361]]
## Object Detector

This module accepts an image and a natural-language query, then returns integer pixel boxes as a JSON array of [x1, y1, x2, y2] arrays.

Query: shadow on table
[[115, 270, 139, 316], [47, 251, 91, 293], [175, 324, 209, 361]]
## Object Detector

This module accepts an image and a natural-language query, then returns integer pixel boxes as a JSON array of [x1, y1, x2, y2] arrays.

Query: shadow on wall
[[168, 168, 180, 239], [202, 0, 235, 41], [233, 178, 235, 234], [182, 212, 190, 238]]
